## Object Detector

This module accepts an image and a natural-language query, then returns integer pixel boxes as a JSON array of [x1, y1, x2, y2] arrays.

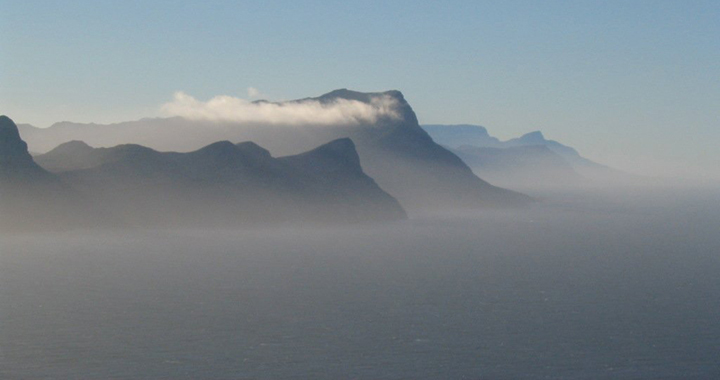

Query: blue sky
[[1, 0, 718, 179]]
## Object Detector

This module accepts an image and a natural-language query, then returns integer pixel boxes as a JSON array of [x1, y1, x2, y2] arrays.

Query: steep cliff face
[[303, 90, 531, 211], [0, 115, 50, 179], [0, 116, 102, 231]]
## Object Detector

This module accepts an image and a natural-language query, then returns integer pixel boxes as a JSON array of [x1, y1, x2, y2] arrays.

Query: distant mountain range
[[2, 115, 407, 230], [18, 89, 531, 213], [451, 145, 584, 189], [423, 124, 631, 189]]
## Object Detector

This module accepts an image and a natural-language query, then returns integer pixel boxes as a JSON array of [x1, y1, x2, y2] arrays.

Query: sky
[[1, 0, 718, 180]]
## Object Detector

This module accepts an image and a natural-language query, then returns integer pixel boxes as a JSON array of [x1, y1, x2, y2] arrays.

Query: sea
[[2, 186, 719, 379]]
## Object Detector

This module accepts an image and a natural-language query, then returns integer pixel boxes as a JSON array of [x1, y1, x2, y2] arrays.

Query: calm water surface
[[1, 187, 719, 379]]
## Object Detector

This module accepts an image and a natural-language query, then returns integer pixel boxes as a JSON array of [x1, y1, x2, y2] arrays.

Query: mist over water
[[2, 186, 719, 380]]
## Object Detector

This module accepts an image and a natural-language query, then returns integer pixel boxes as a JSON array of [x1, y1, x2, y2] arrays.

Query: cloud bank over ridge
[[160, 92, 401, 126]]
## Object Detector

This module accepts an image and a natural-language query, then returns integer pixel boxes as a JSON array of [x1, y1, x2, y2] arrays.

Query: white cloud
[[160, 92, 401, 126]]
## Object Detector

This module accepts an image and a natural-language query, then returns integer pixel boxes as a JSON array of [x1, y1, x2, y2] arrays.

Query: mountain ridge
[[35, 136, 407, 227], [4, 114, 409, 230], [20, 89, 532, 213], [423, 124, 632, 187]]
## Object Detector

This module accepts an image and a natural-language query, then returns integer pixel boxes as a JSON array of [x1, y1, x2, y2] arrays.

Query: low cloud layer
[[160, 92, 401, 126]]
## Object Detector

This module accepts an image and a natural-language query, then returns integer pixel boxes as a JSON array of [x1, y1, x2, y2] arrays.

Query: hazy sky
[[1, 0, 718, 179]]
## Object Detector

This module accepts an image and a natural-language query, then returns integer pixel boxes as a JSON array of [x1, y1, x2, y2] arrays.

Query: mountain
[[36, 138, 407, 226], [504, 131, 592, 166], [422, 124, 503, 148], [34, 140, 98, 172], [0, 116, 100, 231], [21, 89, 532, 213], [1, 116, 51, 179], [450, 145, 585, 190], [423, 125, 631, 187], [502, 131, 632, 183]]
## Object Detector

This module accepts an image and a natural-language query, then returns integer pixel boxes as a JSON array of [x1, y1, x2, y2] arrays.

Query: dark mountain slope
[[0, 116, 102, 231], [47, 138, 406, 227]]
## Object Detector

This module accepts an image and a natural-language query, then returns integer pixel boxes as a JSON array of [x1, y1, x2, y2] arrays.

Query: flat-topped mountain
[[21, 89, 532, 212], [36, 137, 406, 227]]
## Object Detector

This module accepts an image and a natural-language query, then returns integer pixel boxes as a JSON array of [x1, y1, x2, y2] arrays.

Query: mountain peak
[[190, 141, 274, 167], [281, 138, 363, 174], [1, 115, 23, 141], [0, 116, 36, 167], [200, 140, 236, 152], [48, 140, 94, 154], [518, 131, 546, 143], [235, 141, 272, 159], [310, 138, 359, 162], [317, 136, 356, 151]]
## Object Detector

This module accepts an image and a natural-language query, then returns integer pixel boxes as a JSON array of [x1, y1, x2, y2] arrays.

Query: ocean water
[[1, 187, 719, 379]]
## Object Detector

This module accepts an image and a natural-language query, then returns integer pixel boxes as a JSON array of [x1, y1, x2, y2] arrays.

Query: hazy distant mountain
[[21, 89, 531, 212], [450, 145, 585, 190], [34, 140, 99, 172], [37, 138, 407, 226], [504, 131, 592, 167], [423, 125, 631, 187], [0, 116, 99, 230], [422, 125, 503, 148]]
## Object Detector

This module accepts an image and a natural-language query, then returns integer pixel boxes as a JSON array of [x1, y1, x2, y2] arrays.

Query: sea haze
[[1, 186, 719, 380]]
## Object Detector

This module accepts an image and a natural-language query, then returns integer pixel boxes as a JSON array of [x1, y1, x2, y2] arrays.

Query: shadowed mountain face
[[0, 116, 100, 231], [1, 115, 50, 179], [21, 90, 531, 213], [36, 138, 407, 227]]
